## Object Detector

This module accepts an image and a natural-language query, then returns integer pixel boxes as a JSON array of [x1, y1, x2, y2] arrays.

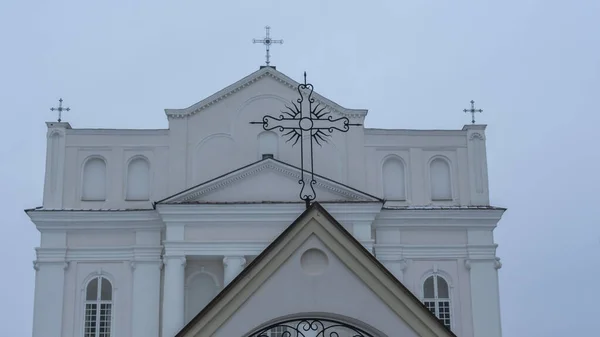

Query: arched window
[[382, 157, 406, 200], [423, 275, 451, 329], [82, 157, 107, 201], [126, 157, 150, 200], [84, 276, 113, 337], [258, 131, 278, 159], [430, 158, 452, 201]]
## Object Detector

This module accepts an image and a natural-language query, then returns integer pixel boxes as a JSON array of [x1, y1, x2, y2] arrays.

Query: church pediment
[[157, 158, 381, 204], [175, 203, 456, 337], [163, 66, 368, 119]]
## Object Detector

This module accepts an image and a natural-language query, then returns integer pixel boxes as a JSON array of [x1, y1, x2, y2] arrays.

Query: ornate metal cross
[[251, 72, 361, 208], [50, 98, 71, 122], [252, 25, 283, 66], [463, 100, 483, 124]]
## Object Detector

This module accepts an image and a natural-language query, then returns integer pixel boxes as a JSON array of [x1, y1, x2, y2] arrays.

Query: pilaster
[[167, 117, 189, 194], [32, 241, 67, 337], [131, 230, 162, 337], [463, 124, 490, 205], [161, 255, 187, 337], [43, 121, 70, 208], [223, 256, 247, 285], [409, 148, 426, 205], [466, 227, 502, 337]]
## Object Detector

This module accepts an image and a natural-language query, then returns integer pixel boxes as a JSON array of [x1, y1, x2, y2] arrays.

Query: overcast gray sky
[[1, 1, 598, 336]]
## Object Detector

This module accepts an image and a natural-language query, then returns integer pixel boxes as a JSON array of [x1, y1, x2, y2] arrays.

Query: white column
[[131, 261, 161, 337], [466, 258, 503, 337], [223, 256, 246, 285], [162, 255, 186, 337], [32, 261, 66, 337]]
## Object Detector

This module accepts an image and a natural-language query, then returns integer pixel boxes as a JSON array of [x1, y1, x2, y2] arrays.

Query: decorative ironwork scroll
[[251, 72, 361, 208], [248, 318, 376, 337]]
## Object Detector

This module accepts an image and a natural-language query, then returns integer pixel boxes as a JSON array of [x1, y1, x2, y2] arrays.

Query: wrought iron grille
[[247, 318, 376, 337]]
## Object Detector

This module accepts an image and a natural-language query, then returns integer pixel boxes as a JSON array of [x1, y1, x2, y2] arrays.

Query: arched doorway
[[246, 317, 379, 337]]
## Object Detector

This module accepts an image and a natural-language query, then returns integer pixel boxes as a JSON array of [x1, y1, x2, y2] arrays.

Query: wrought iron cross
[[50, 98, 71, 122], [252, 26, 283, 66], [463, 100, 483, 124], [251, 72, 361, 208]]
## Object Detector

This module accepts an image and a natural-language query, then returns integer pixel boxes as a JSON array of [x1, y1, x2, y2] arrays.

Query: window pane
[[84, 303, 97, 337], [101, 278, 112, 300], [437, 276, 449, 298], [86, 278, 98, 300], [423, 276, 435, 298]]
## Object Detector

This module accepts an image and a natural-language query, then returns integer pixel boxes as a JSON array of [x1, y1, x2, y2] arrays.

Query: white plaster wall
[[184, 259, 224, 324], [214, 235, 420, 337], [62, 261, 132, 337], [403, 259, 473, 337], [33, 70, 500, 337], [43, 75, 491, 210]]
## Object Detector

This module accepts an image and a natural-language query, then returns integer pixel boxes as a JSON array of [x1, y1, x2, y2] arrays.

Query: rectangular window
[[262, 154, 274, 159]]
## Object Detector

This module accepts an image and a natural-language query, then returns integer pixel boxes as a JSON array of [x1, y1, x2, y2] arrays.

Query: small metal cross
[[50, 98, 71, 122], [463, 100, 483, 124], [251, 72, 361, 208], [252, 25, 283, 66]]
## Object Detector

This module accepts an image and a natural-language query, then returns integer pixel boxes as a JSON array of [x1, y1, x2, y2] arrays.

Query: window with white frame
[[84, 276, 113, 337], [423, 274, 451, 329]]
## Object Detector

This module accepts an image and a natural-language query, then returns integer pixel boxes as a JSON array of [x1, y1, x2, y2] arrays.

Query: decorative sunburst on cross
[[251, 72, 361, 208]]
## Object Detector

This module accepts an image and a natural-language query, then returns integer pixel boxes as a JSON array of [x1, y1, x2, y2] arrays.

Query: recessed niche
[[300, 248, 329, 276]]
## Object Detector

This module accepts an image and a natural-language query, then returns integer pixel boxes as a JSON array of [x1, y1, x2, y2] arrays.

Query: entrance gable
[[176, 203, 456, 337]]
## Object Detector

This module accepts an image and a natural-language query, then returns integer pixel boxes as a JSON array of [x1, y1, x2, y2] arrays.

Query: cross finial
[[50, 98, 71, 122], [463, 100, 483, 124], [252, 25, 283, 66]]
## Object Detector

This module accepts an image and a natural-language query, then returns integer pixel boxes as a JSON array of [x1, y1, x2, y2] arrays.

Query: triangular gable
[[176, 202, 456, 337], [164, 66, 368, 119], [156, 158, 382, 204]]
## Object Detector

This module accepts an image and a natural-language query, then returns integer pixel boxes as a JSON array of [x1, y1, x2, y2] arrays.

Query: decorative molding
[[398, 258, 408, 271], [26, 210, 163, 231], [171, 161, 376, 203], [165, 68, 366, 119], [223, 256, 247, 268], [464, 259, 471, 270], [494, 257, 502, 270], [47, 128, 65, 138], [33, 261, 39, 271], [469, 132, 485, 141], [375, 244, 497, 259], [163, 255, 187, 268]]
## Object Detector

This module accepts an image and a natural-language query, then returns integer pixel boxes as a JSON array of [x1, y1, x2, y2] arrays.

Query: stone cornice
[[373, 207, 505, 228], [365, 128, 467, 136], [164, 240, 269, 256], [164, 67, 367, 119], [374, 244, 498, 259], [66, 129, 169, 136], [156, 202, 382, 224], [26, 210, 164, 231], [159, 158, 382, 204]]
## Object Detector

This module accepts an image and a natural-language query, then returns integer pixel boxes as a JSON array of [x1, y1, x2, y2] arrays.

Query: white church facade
[[27, 66, 505, 337]]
